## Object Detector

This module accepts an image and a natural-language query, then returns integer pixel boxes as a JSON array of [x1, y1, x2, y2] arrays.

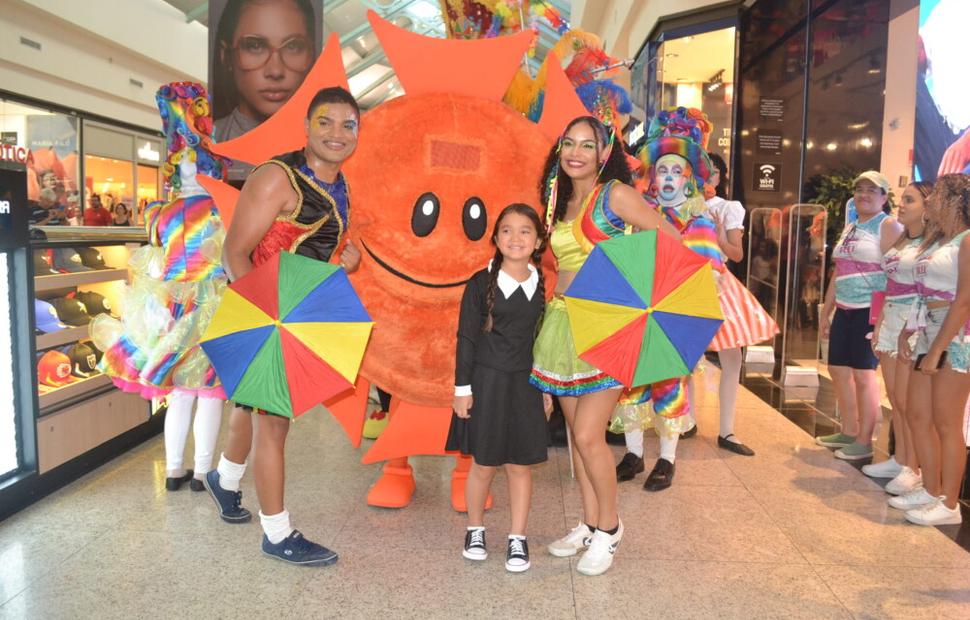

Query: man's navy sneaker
[[262, 530, 338, 566], [203, 470, 252, 523]]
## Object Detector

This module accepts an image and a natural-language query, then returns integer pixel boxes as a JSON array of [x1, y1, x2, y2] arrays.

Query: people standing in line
[[206, 86, 362, 565], [865, 182, 933, 496], [446, 204, 552, 573], [894, 173, 970, 526], [530, 115, 679, 576], [817, 171, 903, 460]]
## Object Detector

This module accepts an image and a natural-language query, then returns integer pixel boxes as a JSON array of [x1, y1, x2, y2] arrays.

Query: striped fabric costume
[[92, 82, 229, 399]]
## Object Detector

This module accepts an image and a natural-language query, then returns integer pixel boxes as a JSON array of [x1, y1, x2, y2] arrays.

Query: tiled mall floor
[[1, 365, 969, 619]]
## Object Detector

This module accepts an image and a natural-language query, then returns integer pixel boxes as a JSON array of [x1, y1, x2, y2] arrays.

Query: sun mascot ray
[[201, 11, 586, 509]]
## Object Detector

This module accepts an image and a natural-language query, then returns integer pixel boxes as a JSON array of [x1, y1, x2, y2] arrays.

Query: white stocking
[[192, 397, 224, 476], [659, 433, 679, 463], [624, 430, 644, 458], [164, 391, 194, 474], [718, 348, 743, 440]]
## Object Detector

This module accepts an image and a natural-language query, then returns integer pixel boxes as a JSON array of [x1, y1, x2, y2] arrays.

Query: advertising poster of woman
[[208, 0, 322, 185]]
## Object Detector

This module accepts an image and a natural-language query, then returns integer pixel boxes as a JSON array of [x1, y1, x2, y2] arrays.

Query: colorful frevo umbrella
[[564, 230, 723, 388], [200, 251, 373, 418]]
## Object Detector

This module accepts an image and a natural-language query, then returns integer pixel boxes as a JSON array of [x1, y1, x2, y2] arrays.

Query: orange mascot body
[[343, 92, 553, 507]]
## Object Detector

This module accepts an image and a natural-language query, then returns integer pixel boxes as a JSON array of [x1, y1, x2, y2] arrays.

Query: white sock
[[217, 453, 247, 492], [718, 348, 743, 441], [260, 509, 294, 545], [192, 397, 223, 477], [164, 391, 194, 474], [659, 433, 679, 463], [624, 430, 644, 458]]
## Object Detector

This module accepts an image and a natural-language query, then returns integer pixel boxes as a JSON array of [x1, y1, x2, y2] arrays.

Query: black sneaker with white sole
[[463, 527, 487, 560], [505, 536, 530, 572]]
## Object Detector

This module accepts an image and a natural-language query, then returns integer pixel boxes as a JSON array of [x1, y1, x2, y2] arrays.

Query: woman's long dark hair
[[211, 0, 318, 121], [708, 151, 729, 199], [538, 116, 633, 225], [483, 204, 547, 333]]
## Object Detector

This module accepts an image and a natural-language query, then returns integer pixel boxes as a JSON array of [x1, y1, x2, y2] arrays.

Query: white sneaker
[[884, 467, 921, 496], [888, 487, 935, 510], [905, 497, 963, 526], [547, 522, 593, 558], [861, 456, 902, 479], [576, 520, 623, 576]]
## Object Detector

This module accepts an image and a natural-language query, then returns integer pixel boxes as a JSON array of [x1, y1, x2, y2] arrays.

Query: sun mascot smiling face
[[345, 92, 552, 406]]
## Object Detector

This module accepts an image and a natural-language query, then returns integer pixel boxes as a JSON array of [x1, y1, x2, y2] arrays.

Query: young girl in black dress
[[446, 203, 552, 573]]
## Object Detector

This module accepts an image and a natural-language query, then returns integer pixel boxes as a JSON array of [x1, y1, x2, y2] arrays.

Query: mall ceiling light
[[848, 121, 869, 130], [825, 142, 838, 151]]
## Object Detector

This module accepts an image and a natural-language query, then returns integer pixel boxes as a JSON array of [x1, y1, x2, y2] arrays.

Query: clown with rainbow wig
[[92, 82, 230, 493], [614, 107, 779, 493]]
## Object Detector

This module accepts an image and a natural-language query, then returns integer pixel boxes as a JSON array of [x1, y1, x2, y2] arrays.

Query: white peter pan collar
[[488, 260, 538, 300]]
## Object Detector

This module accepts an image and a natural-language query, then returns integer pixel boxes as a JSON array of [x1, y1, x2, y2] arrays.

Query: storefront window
[[0, 252, 18, 479], [802, 0, 889, 228], [655, 27, 737, 170], [84, 155, 135, 226], [0, 99, 81, 226], [135, 164, 161, 226]]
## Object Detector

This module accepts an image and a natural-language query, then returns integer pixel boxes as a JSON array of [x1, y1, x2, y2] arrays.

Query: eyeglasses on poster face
[[232, 35, 313, 72]]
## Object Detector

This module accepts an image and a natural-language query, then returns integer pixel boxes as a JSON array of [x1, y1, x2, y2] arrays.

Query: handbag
[[869, 290, 886, 325]]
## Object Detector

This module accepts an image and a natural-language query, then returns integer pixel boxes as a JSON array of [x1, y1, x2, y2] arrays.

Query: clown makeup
[[655, 153, 690, 205], [305, 102, 359, 167]]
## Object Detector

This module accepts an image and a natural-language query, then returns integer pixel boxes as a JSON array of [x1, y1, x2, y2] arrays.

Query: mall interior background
[[3, 0, 964, 518]]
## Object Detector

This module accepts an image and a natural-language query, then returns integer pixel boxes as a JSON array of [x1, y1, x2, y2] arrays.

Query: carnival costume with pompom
[[92, 83, 229, 399], [611, 108, 778, 436]]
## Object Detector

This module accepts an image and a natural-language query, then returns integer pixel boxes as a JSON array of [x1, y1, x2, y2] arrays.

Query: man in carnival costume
[[615, 107, 777, 491], [204, 86, 361, 566]]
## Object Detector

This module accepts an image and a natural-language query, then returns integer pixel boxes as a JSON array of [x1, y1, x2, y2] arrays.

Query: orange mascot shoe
[[366, 457, 416, 508]]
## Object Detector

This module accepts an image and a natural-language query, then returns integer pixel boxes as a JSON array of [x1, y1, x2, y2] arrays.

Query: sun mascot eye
[[411, 192, 440, 237]]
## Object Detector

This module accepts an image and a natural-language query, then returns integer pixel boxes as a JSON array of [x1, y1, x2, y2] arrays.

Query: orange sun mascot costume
[[202, 12, 586, 509]]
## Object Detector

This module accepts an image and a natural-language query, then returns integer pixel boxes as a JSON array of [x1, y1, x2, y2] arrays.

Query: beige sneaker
[[547, 522, 592, 558], [888, 487, 935, 510], [905, 497, 962, 526], [576, 520, 624, 576], [884, 467, 921, 496]]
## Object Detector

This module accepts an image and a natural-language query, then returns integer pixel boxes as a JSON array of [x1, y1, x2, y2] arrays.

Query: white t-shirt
[[706, 196, 745, 231]]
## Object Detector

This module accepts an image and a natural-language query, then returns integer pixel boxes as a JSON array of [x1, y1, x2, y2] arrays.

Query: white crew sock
[[718, 348, 743, 441], [192, 397, 223, 477], [260, 509, 294, 545], [624, 430, 644, 458], [164, 391, 194, 475], [659, 433, 679, 463], [217, 453, 247, 492]]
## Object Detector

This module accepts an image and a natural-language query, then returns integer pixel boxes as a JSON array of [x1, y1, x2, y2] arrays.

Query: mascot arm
[[455, 275, 484, 391]]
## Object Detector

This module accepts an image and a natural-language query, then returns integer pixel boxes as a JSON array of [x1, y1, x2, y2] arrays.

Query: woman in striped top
[[817, 171, 903, 460]]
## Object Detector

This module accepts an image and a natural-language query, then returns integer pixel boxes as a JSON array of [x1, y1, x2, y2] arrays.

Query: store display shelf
[[36, 326, 91, 350], [38, 374, 113, 410], [34, 268, 128, 292]]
